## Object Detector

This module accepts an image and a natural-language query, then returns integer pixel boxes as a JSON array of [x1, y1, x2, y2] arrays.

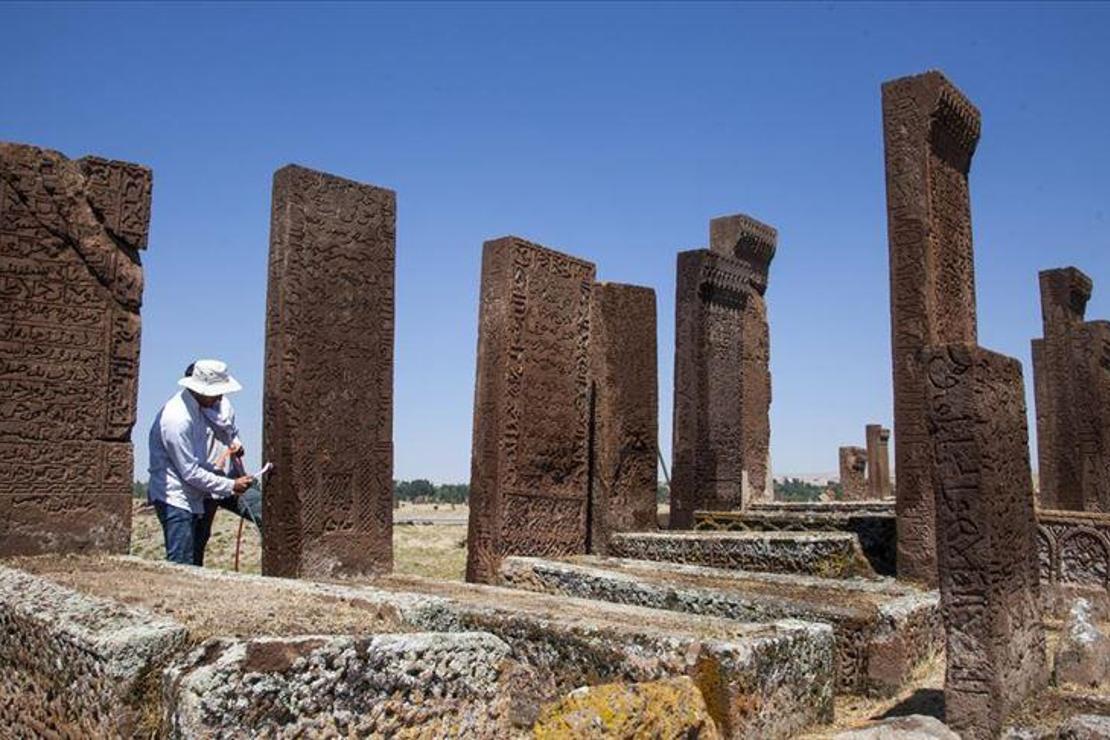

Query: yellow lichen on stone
[[533, 676, 721, 739]]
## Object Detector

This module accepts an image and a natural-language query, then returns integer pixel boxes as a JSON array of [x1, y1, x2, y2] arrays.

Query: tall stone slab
[[838, 446, 868, 500], [882, 71, 981, 584], [1032, 267, 1110, 511], [0, 142, 150, 556], [923, 343, 1046, 739], [671, 214, 776, 528], [467, 237, 595, 583], [589, 282, 659, 553], [866, 424, 893, 499], [262, 165, 395, 578]]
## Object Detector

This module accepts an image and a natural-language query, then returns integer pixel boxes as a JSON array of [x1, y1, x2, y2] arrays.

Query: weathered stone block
[[840, 446, 869, 500], [923, 342, 1047, 739], [1053, 598, 1110, 689], [165, 632, 541, 738], [866, 424, 893, 499], [833, 715, 960, 740], [497, 555, 940, 696], [375, 573, 835, 739], [534, 677, 720, 739], [589, 282, 659, 553], [0, 142, 150, 556], [609, 530, 875, 578], [671, 214, 776, 527], [0, 564, 186, 737], [883, 71, 981, 585], [695, 508, 897, 576], [7, 556, 836, 740], [1032, 267, 1110, 512], [467, 237, 596, 583], [262, 164, 396, 578]]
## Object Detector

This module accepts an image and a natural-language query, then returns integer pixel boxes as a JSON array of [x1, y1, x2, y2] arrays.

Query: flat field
[[131, 500, 468, 580]]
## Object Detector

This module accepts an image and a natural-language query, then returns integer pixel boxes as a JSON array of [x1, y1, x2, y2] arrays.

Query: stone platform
[[2, 555, 837, 739], [695, 509, 897, 576], [748, 501, 895, 515], [496, 555, 940, 695], [609, 531, 876, 578]]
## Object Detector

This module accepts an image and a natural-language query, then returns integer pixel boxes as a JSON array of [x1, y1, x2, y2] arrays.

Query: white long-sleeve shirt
[[148, 391, 243, 513]]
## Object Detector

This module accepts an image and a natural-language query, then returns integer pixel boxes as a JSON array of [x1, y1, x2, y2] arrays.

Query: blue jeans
[[153, 500, 215, 566]]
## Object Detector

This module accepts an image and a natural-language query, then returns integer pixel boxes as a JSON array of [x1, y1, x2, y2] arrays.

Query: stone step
[[609, 530, 877, 578]]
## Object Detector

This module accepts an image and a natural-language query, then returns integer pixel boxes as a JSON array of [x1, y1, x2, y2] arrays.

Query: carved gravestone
[[866, 424, 893, 499], [589, 282, 659, 553], [882, 71, 980, 584], [838, 446, 868, 500], [924, 343, 1046, 739], [1032, 267, 1110, 511], [0, 142, 150, 556], [671, 214, 776, 528], [262, 165, 395, 578], [467, 237, 595, 583]]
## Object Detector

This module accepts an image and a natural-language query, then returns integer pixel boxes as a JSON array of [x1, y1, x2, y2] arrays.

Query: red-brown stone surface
[[0, 142, 150, 556], [589, 283, 659, 553], [671, 214, 776, 528], [838, 446, 868, 500], [923, 342, 1046, 740], [882, 71, 980, 585], [1032, 267, 1110, 512], [467, 237, 596, 583], [262, 165, 395, 578], [865, 424, 892, 499]]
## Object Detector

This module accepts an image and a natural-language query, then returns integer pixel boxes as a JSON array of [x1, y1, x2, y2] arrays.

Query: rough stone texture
[[867, 424, 893, 499], [0, 564, 186, 738], [5, 556, 836, 740], [262, 165, 395, 579], [533, 677, 721, 739], [671, 214, 776, 527], [467, 237, 596, 583], [833, 715, 961, 740], [695, 509, 896, 576], [840, 446, 869, 500], [1039, 510, 1110, 616], [923, 342, 1047, 739], [376, 574, 835, 740], [1053, 598, 1110, 688], [1059, 715, 1110, 740], [751, 500, 896, 513], [883, 71, 981, 585], [1032, 267, 1110, 512], [588, 282, 658, 554], [497, 555, 941, 696], [608, 530, 876, 578], [0, 142, 150, 556], [165, 632, 540, 739]]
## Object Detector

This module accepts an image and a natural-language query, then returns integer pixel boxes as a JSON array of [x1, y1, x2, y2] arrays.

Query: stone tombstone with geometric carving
[[467, 237, 595, 583], [1032, 267, 1110, 512], [882, 71, 981, 585], [671, 214, 776, 528], [589, 282, 659, 553], [923, 342, 1046, 740], [866, 424, 892, 499], [262, 165, 395, 578], [838, 446, 868, 500], [0, 142, 150, 557]]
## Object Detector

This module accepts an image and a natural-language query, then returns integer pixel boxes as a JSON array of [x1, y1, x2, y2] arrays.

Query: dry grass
[[131, 500, 466, 580]]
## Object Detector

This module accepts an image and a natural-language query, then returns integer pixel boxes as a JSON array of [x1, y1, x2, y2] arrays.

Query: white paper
[[252, 462, 274, 478]]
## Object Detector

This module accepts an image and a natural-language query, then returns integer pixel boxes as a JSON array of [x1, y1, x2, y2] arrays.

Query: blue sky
[[3, 2, 1107, 482]]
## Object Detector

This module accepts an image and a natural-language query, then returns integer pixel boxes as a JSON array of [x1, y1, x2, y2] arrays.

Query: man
[[148, 359, 254, 566]]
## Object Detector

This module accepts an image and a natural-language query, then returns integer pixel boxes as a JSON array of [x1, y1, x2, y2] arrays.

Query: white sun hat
[[178, 359, 243, 396]]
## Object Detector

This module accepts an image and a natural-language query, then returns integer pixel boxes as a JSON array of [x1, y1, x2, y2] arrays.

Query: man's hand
[[233, 476, 255, 494]]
